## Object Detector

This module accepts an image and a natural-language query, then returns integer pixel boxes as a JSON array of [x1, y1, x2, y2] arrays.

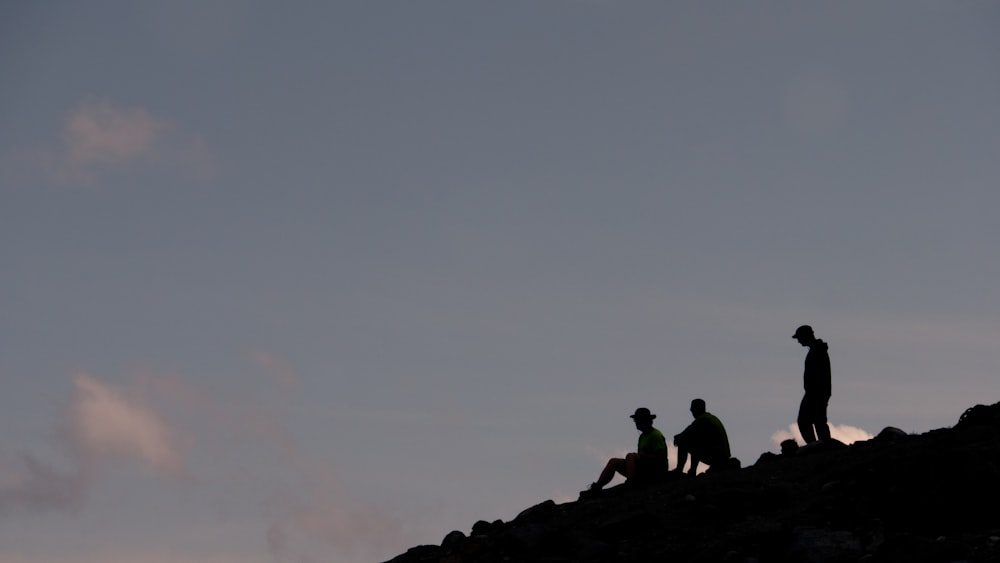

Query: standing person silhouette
[[793, 325, 831, 443]]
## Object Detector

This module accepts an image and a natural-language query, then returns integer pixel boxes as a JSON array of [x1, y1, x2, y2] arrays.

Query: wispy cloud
[[1, 99, 213, 187], [0, 454, 86, 514], [57, 100, 167, 183], [67, 372, 189, 478], [0, 371, 186, 516]]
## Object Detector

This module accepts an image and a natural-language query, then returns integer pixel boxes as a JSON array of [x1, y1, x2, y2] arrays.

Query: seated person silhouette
[[673, 398, 735, 475], [582, 407, 669, 495]]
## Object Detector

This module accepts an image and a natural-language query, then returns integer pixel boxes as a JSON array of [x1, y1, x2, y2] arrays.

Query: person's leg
[[674, 448, 689, 474], [797, 421, 816, 444], [686, 454, 701, 476], [594, 458, 627, 489], [673, 432, 694, 474], [688, 443, 713, 475], [623, 452, 639, 480], [797, 395, 817, 444], [815, 397, 831, 441]]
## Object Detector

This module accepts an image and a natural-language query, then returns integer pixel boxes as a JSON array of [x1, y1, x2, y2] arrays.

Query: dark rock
[[440, 530, 465, 549], [470, 518, 503, 536], [956, 403, 1000, 428], [785, 526, 863, 563], [513, 499, 558, 524], [875, 533, 953, 563], [874, 426, 908, 442], [385, 401, 1000, 563], [506, 521, 549, 551]]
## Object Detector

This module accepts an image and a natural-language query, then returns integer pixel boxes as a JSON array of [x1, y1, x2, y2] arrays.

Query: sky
[[2, 2, 999, 562]]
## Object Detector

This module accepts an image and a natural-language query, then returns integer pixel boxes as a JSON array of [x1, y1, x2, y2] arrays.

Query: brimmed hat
[[629, 407, 656, 420], [792, 325, 814, 339]]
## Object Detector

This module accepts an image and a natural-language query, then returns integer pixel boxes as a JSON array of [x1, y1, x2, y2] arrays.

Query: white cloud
[[68, 372, 188, 478]]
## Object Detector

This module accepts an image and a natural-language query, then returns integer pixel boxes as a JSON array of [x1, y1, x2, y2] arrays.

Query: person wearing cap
[[583, 407, 669, 494], [792, 324, 832, 443], [672, 398, 734, 475]]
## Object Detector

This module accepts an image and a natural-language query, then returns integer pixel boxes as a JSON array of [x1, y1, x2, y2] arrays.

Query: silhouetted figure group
[[582, 324, 833, 495]]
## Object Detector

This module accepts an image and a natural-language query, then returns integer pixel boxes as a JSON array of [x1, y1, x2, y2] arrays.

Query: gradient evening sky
[[2, 2, 999, 562]]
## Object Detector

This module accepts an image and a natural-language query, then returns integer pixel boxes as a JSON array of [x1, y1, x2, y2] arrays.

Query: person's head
[[689, 398, 706, 418], [792, 325, 816, 347], [629, 407, 656, 431]]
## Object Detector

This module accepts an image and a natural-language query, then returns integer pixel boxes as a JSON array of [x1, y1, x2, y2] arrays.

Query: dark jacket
[[675, 413, 731, 464], [804, 339, 831, 397]]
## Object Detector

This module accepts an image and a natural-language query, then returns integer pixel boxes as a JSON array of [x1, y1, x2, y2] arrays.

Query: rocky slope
[[387, 403, 1000, 563]]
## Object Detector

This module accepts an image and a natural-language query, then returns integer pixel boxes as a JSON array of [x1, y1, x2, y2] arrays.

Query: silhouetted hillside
[[387, 403, 1000, 563]]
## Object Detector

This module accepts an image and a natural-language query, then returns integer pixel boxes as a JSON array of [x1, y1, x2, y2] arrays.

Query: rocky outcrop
[[387, 402, 1000, 562]]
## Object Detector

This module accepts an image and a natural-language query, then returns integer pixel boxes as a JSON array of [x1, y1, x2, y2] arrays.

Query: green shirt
[[638, 427, 667, 456]]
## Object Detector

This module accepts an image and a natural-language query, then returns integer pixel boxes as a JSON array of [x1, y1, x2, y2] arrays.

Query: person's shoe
[[578, 483, 601, 499]]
